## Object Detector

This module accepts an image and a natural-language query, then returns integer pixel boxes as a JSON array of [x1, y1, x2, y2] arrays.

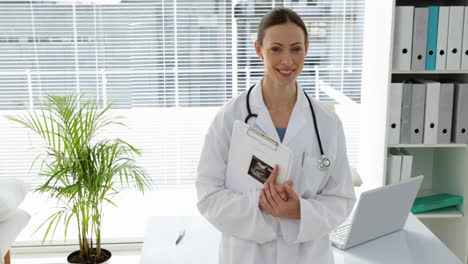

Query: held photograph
[[247, 155, 274, 184]]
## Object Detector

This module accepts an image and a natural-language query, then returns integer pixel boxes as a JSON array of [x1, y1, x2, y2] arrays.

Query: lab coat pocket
[[301, 154, 330, 199]]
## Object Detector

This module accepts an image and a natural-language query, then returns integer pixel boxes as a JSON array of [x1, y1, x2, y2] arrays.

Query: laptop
[[330, 175, 423, 250]]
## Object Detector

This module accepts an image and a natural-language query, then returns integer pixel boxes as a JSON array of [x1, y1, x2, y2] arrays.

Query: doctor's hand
[[260, 182, 301, 219], [264, 165, 293, 201], [259, 165, 300, 219]]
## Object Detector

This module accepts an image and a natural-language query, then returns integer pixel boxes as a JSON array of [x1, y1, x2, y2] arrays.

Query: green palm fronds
[[6, 93, 151, 261]]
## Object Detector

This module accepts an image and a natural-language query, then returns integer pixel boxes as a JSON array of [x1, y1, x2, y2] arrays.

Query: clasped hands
[[259, 165, 301, 219]]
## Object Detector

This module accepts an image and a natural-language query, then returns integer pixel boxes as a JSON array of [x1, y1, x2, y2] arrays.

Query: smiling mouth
[[276, 68, 295, 77]]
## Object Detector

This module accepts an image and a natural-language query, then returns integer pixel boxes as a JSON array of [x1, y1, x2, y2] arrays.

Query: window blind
[[0, 0, 364, 187]]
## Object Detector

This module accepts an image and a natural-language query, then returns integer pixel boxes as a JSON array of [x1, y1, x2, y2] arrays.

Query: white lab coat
[[196, 79, 356, 264]]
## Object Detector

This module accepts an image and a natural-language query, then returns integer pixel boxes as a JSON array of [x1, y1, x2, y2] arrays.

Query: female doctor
[[196, 7, 356, 264]]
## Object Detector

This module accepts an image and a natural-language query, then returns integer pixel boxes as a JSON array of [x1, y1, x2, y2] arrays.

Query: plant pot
[[67, 248, 112, 264]]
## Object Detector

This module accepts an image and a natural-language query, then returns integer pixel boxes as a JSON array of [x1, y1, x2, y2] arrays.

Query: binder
[[399, 148, 413, 182], [411, 7, 429, 71], [387, 149, 402, 185], [462, 7, 468, 70], [437, 83, 455, 144], [446, 6, 464, 70], [388, 83, 403, 145], [409, 82, 426, 144], [393, 6, 414, 71], [425, 6, 439, 70], [225, 120, 293, 192], [400, 82, 413, 144], [452, 83, 468, 143], [412, 193, 464, 214], [436, 6, 450, 70], [421, 80, 440, 144]]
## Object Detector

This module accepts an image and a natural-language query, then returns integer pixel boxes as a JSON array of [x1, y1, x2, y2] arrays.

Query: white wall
[[358, 0, 395, 190]]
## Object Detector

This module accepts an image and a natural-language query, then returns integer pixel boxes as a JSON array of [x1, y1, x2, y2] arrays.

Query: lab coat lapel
[[250, 80, 281, 142], [281, 84, 307, 146], [255, 108, 280, 142]]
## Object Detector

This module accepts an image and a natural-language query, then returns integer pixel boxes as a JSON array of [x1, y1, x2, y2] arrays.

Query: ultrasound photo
[[248, 155, 273, 184]]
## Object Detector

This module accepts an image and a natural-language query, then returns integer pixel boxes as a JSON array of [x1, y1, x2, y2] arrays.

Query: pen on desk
[[175, 230, 185, 245]]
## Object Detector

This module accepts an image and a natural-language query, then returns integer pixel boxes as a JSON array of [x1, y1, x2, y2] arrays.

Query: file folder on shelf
[[399, 148, 413, 182], [446, 6, 464, 70], [452, 83, 468, 143], [421, 80, 440, 144], [386, 149, 402, 185], [393, 6, 414, 71], [437, 83, 454, 144], [436, 6, 450, 70], [388, 83, 403, 145], [411, 193, 464, 214], [462, 7, 468, 70], [400, 82, 412, 144], [411, 7, 429, 71], [425, 6, 439, 70], [409, 82, 426, 144]]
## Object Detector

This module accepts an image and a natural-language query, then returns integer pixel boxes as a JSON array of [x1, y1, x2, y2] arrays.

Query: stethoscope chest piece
[[318, 156, 331, 170]]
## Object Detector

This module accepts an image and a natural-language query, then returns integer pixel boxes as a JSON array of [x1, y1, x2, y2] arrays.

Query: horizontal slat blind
[[0, 0, 364, 187], [234, 0, 364, 103]]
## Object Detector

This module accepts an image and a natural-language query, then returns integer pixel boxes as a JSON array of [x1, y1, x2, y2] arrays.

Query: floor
[[11, 251, 141, 264]]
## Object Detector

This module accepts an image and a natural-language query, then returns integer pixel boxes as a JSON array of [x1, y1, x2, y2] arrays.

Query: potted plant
[[7, 93, 150, 263]]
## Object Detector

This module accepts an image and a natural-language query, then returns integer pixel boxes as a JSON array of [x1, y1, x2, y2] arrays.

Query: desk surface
[[140, 214, 462, 264]]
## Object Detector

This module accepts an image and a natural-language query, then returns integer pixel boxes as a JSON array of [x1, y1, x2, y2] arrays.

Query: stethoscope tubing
[[244, 84, 330, 168]]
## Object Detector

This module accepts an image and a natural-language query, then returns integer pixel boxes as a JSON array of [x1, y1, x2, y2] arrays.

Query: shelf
[[414, 206, 464, 219], [393, 70, 468, 74], [388, 144, 467, 148]]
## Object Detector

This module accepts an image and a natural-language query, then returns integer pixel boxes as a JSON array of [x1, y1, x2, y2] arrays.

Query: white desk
[[140, 214, 462, 264]]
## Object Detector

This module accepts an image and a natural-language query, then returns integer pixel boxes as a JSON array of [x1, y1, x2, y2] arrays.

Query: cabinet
[[386, 1, 468, 262]]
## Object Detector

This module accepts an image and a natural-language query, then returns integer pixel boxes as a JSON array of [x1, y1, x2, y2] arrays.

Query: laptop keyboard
[[330, 209, 355, 246], [331, 224, 351, 240]]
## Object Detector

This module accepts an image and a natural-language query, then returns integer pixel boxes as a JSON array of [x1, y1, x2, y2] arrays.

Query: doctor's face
[[255, 22, 308, 87]]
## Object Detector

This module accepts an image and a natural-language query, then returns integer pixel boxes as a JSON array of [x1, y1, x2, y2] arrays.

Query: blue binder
[[426, 6, 439, 70]]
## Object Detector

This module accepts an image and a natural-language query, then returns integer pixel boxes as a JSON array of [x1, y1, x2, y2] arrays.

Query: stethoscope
[[244, 84, 331, 170]]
